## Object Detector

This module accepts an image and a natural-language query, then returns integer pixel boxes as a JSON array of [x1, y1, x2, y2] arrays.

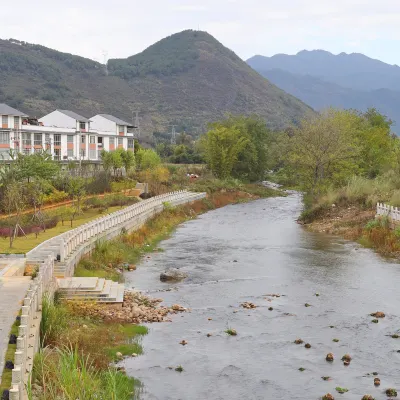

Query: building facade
[[0, 104, 135, 161]]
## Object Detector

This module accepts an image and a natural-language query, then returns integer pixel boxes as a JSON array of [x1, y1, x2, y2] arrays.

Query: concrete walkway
[[0, 276, 31, 383]]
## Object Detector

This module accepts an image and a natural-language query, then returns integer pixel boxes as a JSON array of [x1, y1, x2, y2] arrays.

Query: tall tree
[[201, 126, 249, 179], [287, 109, 360, 195]]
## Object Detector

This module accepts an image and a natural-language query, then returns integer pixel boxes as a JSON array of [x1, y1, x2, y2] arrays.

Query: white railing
[[9, 256, 55, 400], [376, 202, 400, 222], [9, 190, 206, 399], [27, 190, 205, 268]]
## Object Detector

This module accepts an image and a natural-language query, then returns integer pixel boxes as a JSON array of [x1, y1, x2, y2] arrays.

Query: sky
[[1, 0, 400, 65]]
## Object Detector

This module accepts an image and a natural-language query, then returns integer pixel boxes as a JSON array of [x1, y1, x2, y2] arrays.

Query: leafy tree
[[201, 126, 249, 179], [100, 149, 114, 176], [286, 109, 360, 195], [120, 149, 136, 173], [136, 149, 161, 170], [10, 151, 59, 182], [140, 166, 170, 195], [2, 181, 26, 247], [208, 116, 271, 181], [66, 177, 86, 226]]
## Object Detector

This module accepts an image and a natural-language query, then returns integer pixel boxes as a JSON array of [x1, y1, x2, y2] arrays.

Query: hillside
[[247, 51, 400, 132], [0, 31, 313, 138]]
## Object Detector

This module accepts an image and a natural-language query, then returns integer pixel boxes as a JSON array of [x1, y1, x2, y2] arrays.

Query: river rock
[[160, 268, 188, 282]]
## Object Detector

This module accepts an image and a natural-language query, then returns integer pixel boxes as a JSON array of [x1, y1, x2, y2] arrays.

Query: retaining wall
[[8, 190, 206, 399]]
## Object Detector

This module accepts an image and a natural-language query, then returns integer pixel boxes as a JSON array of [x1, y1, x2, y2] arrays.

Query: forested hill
[[247, 50, 400, 133], [0, 31, 313, 138]]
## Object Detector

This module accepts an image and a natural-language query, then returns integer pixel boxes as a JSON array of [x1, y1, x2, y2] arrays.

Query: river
[[124, 193, 400, 400]]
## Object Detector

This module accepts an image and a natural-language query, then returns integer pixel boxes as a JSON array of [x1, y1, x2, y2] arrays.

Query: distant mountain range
[[247, 50, 400, 132], [0, 31, 313, 139]]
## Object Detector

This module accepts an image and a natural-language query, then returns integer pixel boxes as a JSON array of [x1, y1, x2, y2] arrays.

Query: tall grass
[[40, 295, 68, 347], [31, 347, 136, 400], [301, 172, 400, 222]]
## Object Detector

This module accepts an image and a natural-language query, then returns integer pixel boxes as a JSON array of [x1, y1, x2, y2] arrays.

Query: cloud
[[0, 0, 398, 64]]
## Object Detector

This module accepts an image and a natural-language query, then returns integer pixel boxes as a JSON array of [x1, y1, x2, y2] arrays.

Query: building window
[[118, 137, 123, 146], [127, 138, 134, 148], [0, 131, 9, 144], [54, 134, 61, 146], [1, 116, 7, 128], [14, 116, 19, 129], [80, 149, 85, 158], [89, 136, 95, 144], [97, 136, 103, 144], [23, 147, 30, 155], [109, 137, 115, 146], [79, 122, 86, 131], [22, 133, 31, 146], [67, 135, 74, 143], [67, 149, 74, 158], [89, 149, 96, 159], [98, 150, 102, 159], [34, 148, 42, 154], [81, 135, 85, 144], [34, 133, 42, 146], [119, 125, 125, 134], [54, 149, 61, 161]]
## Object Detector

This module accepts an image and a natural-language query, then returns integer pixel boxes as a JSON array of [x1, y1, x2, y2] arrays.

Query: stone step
[[56, 278, 124, 303]]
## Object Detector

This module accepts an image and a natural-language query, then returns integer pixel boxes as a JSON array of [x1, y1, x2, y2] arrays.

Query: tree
[[120, 149, 136, 174], [100, 149, 113, 177], [286, 109, 360, 195], [207, 116, 271, 181], [66, 177, 86, 226], [2, 181, 26, 248], [136, 149, 161, 170], [26, 178, 52, 231], [201, 126, 249, 179], [140, 166, 170, 195], [11, 151, 59, 183]]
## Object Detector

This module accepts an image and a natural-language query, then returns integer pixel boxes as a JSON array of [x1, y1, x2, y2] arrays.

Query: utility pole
[[169, 125, 177, 145], [132, 110, 141, 138]]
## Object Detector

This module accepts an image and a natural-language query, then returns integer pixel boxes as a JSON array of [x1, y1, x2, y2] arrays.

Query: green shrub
[[365, 219, 380, 231]]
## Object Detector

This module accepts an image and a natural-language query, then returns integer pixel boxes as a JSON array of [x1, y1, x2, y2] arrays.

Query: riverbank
[[28, 296, 149, 399], [299, 203, 400, 258]]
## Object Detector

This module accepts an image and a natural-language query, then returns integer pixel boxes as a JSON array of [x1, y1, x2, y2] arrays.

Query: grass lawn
[[0, 206, 124, 254]]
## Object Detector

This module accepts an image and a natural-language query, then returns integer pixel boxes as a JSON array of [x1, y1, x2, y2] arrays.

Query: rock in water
[[160, 268, 188, 282]]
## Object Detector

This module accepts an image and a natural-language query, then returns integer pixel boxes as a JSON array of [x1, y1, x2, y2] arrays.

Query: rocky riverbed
[[121, 193, 400, 400]]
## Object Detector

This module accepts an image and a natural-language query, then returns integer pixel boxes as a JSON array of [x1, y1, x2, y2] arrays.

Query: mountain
[[0, 31, 313, 139], [248, 50, 400, 91], [247, 50, 400, 132]]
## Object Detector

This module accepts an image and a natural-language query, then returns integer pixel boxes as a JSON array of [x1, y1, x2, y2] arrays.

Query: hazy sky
[[2, 0, 399, 65]]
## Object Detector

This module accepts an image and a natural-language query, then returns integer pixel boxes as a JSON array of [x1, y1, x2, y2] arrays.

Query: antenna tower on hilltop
[[132, 111, 141, 138], [102, 50, 108, 75], [169, 125, 177, 144]]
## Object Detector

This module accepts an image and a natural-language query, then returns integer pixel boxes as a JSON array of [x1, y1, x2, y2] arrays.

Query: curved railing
[[9, 190, 206, 399]]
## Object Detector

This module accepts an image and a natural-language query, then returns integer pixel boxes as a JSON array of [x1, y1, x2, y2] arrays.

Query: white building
[[0, 103, 28, 159], [0, 105, 135, 161]]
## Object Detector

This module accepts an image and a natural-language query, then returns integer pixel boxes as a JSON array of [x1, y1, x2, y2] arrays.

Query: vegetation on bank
[[28, 296, 147, 399]]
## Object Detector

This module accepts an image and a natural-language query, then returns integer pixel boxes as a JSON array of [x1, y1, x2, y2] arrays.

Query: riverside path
[[0, 275, 31, 384]]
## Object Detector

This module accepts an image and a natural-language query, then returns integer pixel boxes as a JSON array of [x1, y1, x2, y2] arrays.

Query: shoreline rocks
[[160, 268, 188, 282], [70, 290, 188, 324]]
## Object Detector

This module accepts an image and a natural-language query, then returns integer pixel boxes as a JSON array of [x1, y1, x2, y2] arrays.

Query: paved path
[[0, 276, 31, 384]]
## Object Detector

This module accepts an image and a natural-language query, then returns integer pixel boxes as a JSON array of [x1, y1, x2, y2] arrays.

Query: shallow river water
[[124, 193, 400, 400]]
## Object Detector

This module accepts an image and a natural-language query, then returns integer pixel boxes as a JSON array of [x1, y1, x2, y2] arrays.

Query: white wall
[[39, 111, 76, 129]]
